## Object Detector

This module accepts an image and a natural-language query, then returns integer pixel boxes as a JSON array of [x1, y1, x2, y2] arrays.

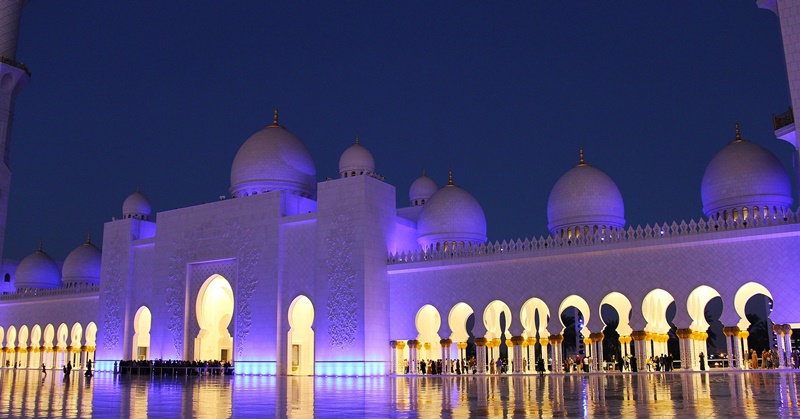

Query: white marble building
[[0, 1, 799, 375]]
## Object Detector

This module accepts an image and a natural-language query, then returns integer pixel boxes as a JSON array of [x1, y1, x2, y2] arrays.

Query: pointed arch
[[415, 304, 442, 359], [132, 306, 152, 360], [600, 292, 633, 336], [641, 289, 675, 334], [687, 285, 722, 332], [448, 302, 474, 343], [287, 295, 315, 375], [558, 295, 591, 335], [734, 282, 773, 330], [520, 298, 551, 338], [194, 274, 234, 361]]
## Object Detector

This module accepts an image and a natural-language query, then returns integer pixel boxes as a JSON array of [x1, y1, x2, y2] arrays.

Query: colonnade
[[391, 322, 796, 374]]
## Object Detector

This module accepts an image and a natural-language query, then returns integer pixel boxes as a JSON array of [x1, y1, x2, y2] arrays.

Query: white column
[[475, 339, 487, 374], [632, 332, 648, 371], [407, 340, 418, 374], [389, 341, 397, 374], [784, 329, 794, 368]]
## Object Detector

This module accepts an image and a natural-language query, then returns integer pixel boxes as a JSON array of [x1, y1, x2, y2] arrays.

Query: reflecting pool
[[0, 370, 799, 417]]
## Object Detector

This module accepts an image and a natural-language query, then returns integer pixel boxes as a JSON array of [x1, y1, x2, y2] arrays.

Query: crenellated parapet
[[388, 209, 800, 264]]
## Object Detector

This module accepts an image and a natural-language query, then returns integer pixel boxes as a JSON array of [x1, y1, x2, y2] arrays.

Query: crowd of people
[[117, 359, 233, 376], [402, 356, 549, 375]]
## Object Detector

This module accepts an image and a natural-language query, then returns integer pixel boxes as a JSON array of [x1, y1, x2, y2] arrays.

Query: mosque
[[0, 1, 799, 376]]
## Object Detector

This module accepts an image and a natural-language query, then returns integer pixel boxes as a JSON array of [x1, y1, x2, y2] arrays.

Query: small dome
[[123, 188, 151, 220], [547, 150, 625, 236], [701, 125, 792, 218], [417, 173, 487, 249], [339, 137, 375, 178], [230, 109, 316, 199], [62, 236, 101, 286], [15, 244, 61, 290], [409, 171, 438, 206]]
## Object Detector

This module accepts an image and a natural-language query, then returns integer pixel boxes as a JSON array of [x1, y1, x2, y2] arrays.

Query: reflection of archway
[[132, 307, 152, 360], [416, 305, 441, 360], [288, 295, 315, 375], [194, 275, 234, 361]]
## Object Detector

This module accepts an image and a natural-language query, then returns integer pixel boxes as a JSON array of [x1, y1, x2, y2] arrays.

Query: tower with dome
[[1, 2, 800, 378]]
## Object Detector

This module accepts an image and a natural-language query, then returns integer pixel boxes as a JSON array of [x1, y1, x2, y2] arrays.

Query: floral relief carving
[[325, 212, 357, 349], [101, 239, 123, 352]]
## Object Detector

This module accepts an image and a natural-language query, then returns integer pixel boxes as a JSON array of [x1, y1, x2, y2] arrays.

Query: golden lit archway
[[132, 307, 152, 360], [287, 295, 315, 375], [194, 275, 234, 361]]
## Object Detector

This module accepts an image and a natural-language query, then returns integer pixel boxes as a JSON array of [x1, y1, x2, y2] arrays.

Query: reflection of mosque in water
[[0, 371, 796, 417], [2, 1, 800, 378]]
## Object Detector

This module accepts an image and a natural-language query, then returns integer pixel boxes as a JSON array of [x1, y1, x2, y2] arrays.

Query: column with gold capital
[[675, 329, 693, 370], [631, 331, 648, 372], [510, 336, 524, 373], [407, 340, 419, 374]]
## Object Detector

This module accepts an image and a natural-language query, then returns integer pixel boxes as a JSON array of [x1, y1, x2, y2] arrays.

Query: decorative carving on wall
[[101, 239, 123, 352], [165, 217, 260, 359], [325, 212, 357, 349]]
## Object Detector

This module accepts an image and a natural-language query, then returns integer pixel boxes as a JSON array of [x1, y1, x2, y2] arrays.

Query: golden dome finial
[[86, 232, 92, 244], [422, 168, 426, 177], [579, 146, 585, 165], [355, 135, 359, 145], [136, 185, 140, 193], [37, 240, 43, 253], [735, 122, 742, 141], [272, 108, 279, 126], [448, 168, 454, 186]]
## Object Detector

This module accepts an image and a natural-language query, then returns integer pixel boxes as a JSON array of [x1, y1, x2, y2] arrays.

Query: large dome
[[15, 244, 61, 290], [417, 174, 487, 249], [701, 125, 792, 218], [547, 151, 625, 236], [123, 188, 151, 220], [339, 137, 375, 178], [62, 236, 101, 286], [230, 109, 316, 199], [409, 171, 438, 206]]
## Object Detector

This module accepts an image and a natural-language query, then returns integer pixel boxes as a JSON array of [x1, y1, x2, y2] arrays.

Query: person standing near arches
[[699, 352, 705, 371], [41, 363, 46, 376]]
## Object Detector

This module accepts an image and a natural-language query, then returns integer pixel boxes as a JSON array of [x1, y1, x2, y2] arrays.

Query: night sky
[[4, 1, 793, 262]]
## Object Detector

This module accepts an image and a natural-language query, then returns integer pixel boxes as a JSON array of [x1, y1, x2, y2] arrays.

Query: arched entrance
[[132, 307, 152, 360], [194, 275, 234, 362], [287, 295, 315, 375]]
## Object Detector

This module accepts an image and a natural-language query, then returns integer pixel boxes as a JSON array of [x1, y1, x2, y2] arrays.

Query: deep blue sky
[[4, 1, 793, 261]]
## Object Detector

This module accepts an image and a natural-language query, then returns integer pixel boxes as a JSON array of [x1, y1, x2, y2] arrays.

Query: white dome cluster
[[701, 124, 792, 220], [417, 172, 487, 250], [230, 109, 316, 199], [14, 235, 103, 292], [547, 149, 625, 238]]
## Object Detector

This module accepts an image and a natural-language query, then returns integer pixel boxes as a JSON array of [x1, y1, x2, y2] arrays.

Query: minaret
[[0, 0, 31, 260], [759, 0, 800, 199]]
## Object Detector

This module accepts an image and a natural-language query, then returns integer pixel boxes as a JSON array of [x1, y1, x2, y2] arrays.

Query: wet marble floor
[[0, 370, 798, 417]]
